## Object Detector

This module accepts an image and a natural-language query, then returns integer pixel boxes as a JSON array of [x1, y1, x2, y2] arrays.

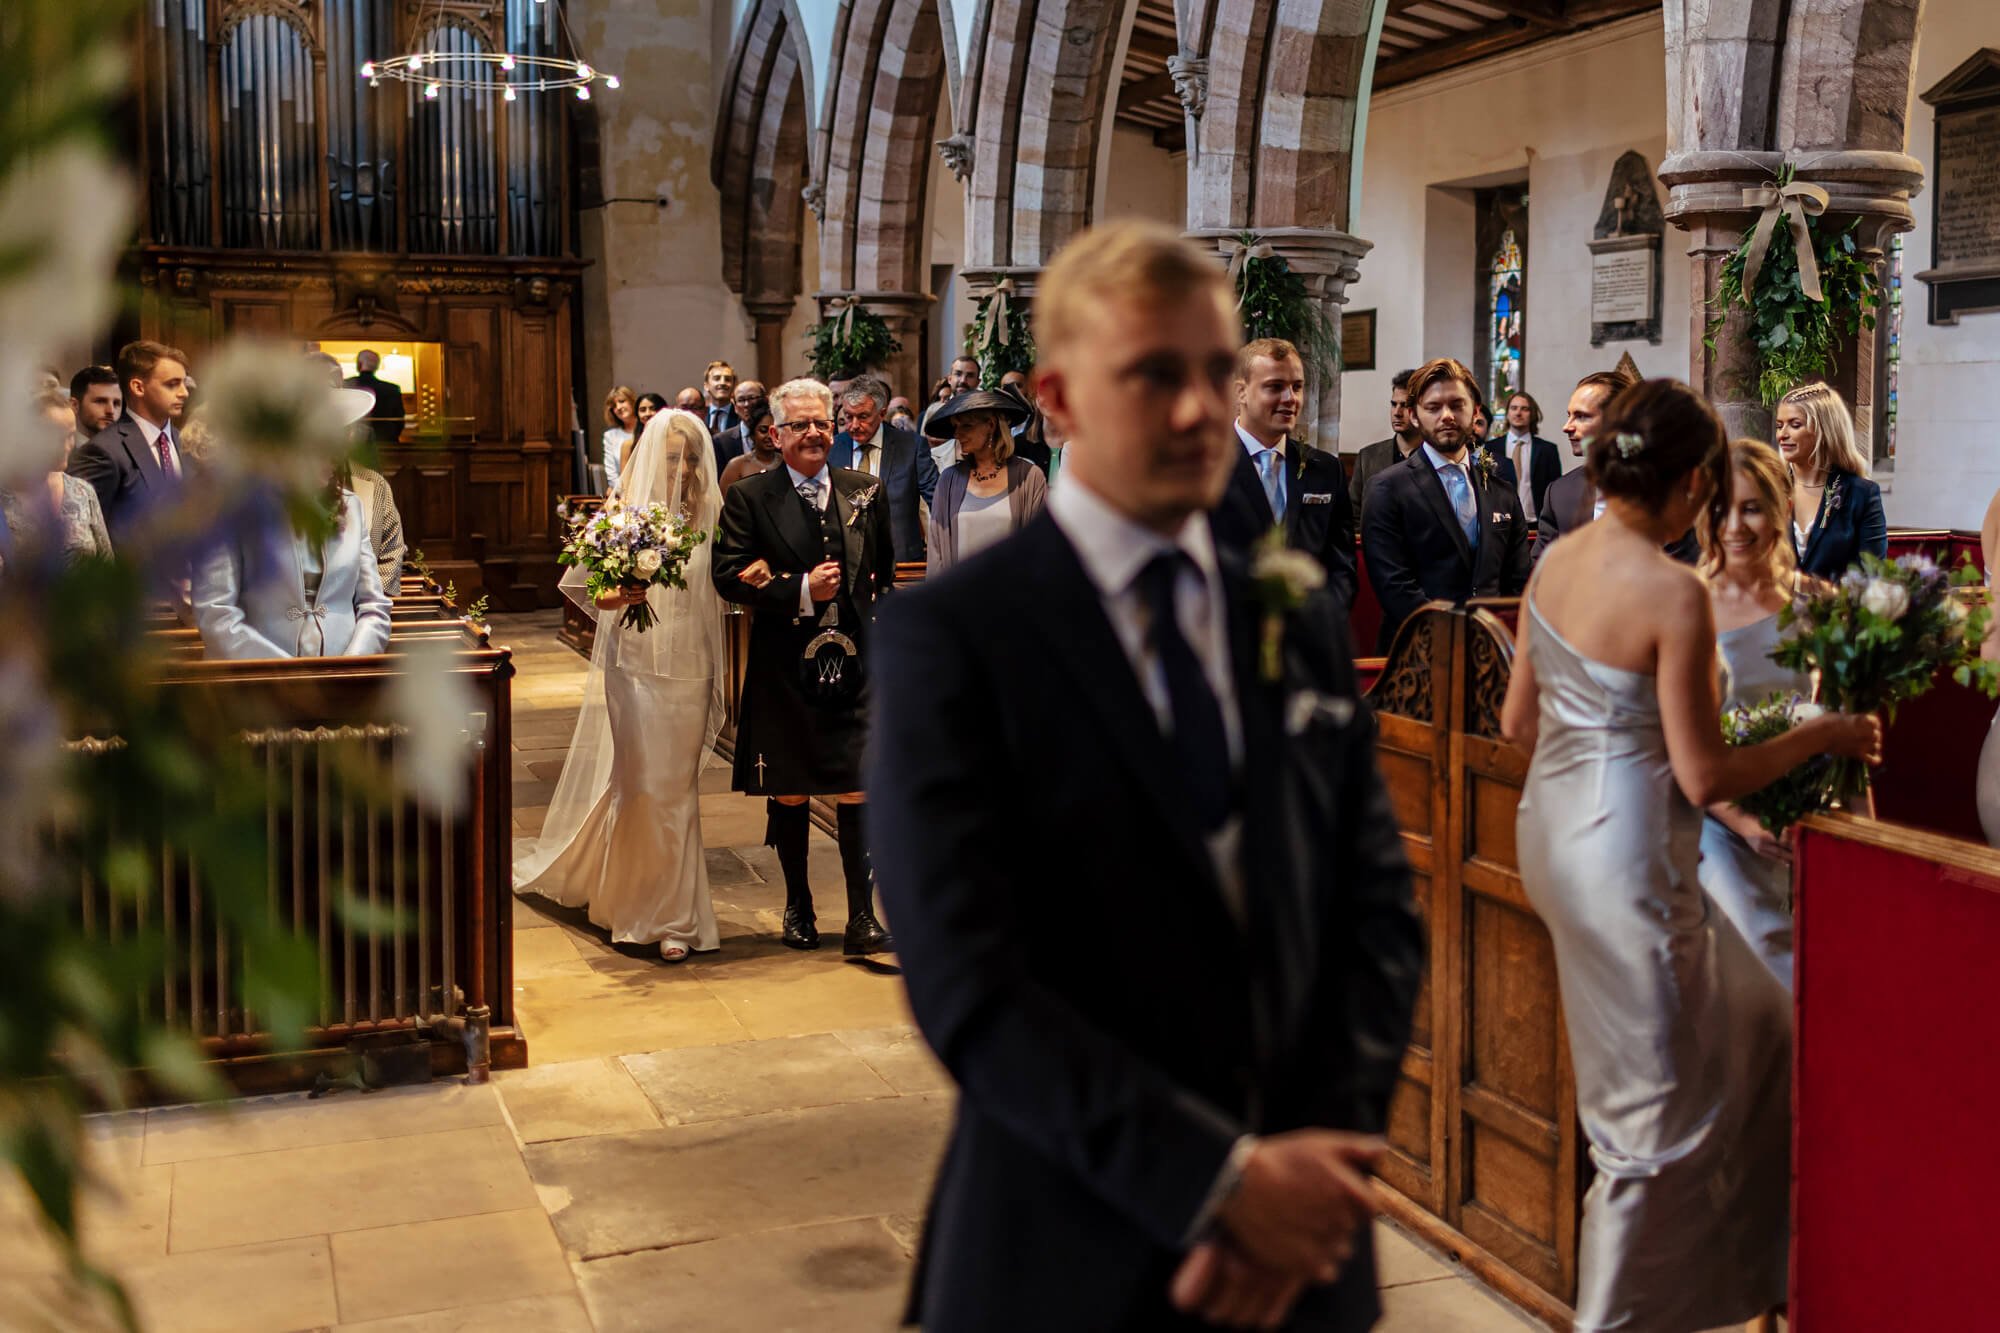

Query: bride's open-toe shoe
[[660, 942, 691, 964]]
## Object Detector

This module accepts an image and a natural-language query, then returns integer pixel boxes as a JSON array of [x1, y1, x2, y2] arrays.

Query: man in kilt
[[712, 377, 898, 955]]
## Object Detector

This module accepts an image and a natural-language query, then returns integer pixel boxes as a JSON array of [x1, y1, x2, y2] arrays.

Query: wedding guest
[[1470, 395, 1492, 446], [1347, 368, 1421, 520], [1209, 337, 1357, 616], [602, 385, 638, 494], [720, 401, 780, 490], [922, 388, 1045, 574], [1502, 379, 1879, 1332], [870, 219, 1421, 1332], [639, 392, 670, 427], [833, 375, 939, 562], [193, 464, 392, 660], [948, 354, 981, 396], [711, 378, 897, 956], [700, 360, 741, 438], [342, 459, 408, 594], [1536, 368, 1699, 567], [515, 410, 726, 962], [68, 339, 190, 546], [1499, 391, 1561, 522], [1776, 381, 1886, 579], [2, 389, 112, 569], [68, 365, 122, 442], [344, 349, 406, 445], [709, 379, 767, 479], [672, 387, 703, 413], [1361, 356, 1530, 651], [1696, 439, 1817, 989], [997, 373, 1054, 474], [885, 397, 917, 432], [930, 377, 954, 406]]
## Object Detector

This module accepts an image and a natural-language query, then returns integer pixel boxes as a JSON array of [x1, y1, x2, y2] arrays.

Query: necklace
[[969, 461, 1002, 483]]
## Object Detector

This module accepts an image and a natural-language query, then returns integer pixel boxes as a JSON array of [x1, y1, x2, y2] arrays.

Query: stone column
[[1185, 226, 1372, 452], [1661, 150, 1922, 452], [816, 289, 933, 401], [743, 298, 794, 389]]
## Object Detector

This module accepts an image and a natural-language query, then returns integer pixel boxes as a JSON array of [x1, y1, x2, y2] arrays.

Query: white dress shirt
[[786, 462, 832, 618], [1234, 420, 1287, 518], [1506, 430, 1535, 520], [133, 413, 183, 479]]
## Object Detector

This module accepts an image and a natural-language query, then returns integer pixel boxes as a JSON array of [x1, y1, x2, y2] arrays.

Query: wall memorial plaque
[[1340, 308, 1376, 371], [1918, 49, 2000, 325], [1587, 150, 1664, 345]]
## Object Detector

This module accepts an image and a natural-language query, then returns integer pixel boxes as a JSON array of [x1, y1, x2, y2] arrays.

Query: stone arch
[[815, 0, 950, 296], [1188, 0, 1383, 233]]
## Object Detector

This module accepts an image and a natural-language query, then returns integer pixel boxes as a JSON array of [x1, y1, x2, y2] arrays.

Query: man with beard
[[1361, 356, 1531, 651], [1208, 338, 1356, 618], [1346, 369, 1422, 520]]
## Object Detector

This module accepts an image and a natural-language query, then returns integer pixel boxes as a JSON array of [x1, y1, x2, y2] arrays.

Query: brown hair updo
[[1585, 378, 1728, 515]]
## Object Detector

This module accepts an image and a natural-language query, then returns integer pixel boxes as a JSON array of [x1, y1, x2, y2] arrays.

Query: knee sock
[[836, 802, 873, 922], [766, 799, 814, 921]]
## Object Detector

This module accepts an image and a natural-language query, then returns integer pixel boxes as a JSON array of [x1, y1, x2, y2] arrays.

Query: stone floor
[[0, 611, 1540, 1331]]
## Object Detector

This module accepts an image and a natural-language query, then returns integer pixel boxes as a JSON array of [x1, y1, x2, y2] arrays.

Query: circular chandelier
[[363, 0, 618, 102]]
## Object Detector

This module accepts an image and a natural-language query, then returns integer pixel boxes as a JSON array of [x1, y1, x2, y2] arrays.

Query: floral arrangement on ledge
[[1704, 165, 1883, 406], [1227, 233, 1339, 383], [968, 280, 1034, 388], [806, 300, 901, 381]]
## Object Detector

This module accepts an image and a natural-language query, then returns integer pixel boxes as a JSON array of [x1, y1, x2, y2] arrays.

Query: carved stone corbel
[[1167, 55, 1208, 123], [936, 133, 974, 184], [801, 182, 825, 224]]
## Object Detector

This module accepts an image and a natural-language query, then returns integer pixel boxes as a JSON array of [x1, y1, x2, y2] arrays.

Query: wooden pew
[[72, 627, 523, 1095], [1791, 816, 2000, 1329]]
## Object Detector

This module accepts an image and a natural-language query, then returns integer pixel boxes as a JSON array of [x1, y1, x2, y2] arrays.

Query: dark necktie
[[1137, 552, 1230, 831], [156, 428, 175, 478]]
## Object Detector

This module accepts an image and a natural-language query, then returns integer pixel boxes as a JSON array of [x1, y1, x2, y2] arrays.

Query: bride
[[1501, 379, 1879, 1331], [514, 409, 726, 962]]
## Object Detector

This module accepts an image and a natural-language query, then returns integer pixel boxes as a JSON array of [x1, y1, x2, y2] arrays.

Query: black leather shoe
[[783, 906, 820, 951], [842, 912, 894, 957]]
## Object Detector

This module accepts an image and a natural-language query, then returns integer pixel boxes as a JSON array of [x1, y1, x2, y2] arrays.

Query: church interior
[[4, 0, 1999, 1328]]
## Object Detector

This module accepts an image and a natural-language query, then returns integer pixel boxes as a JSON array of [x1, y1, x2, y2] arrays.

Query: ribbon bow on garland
[[1221, 236, 1275, 305], [823, 295, 860, 345], [1740, 179, 1830, 303], [975, 279, 1016, 356]]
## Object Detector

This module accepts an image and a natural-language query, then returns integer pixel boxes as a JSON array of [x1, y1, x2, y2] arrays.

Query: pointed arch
[[714, 1, 809, 312]]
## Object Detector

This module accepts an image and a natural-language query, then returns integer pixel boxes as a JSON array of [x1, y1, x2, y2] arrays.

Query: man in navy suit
[[830, 375, 938, 563], [1496, 391, 1563, 523], [869, 221, 1421, 1332], [1209, 337, 1357, 618], [68, 339, 192, 547], [699, 360, 741, 439], [1361, 357, 1531, 652], [709, 378, 766, 479]]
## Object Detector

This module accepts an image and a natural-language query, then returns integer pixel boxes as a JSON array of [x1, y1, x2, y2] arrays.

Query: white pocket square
[[1285, 690, 1356, 736], [1491, 512, 1511, 523], [1301, 492, 1334, 505]]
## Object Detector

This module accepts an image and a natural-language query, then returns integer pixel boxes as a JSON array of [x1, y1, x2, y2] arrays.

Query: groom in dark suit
[[1361, 357, 1532, 652], [869, 221, 1422, 1332], [713, 377, 899, 956], [1209, 337, 1357, 618]]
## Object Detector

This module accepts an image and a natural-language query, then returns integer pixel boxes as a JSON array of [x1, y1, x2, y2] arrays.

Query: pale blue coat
[[194, 492, 393, 659]]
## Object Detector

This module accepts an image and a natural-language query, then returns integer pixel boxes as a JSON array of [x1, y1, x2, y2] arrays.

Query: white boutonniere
[[1472, 446, 1499, 487], [846, 484, 881, 528], [1251, 530, 1325, 683]]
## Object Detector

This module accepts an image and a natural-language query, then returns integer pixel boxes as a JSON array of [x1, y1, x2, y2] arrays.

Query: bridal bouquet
[[556, 498, 707, 632], [1724, 693, 1837, 834], [1772, 552, 1998, 805]]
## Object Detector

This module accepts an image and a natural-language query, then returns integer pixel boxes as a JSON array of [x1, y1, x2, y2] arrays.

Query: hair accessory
[[1613, 431, 1645, 459]]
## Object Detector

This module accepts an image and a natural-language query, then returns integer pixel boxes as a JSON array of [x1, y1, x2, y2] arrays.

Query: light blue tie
[[1440, 462, 1478, 548], [796, 475, 821, 506], [1256, 448, 1285, 522]]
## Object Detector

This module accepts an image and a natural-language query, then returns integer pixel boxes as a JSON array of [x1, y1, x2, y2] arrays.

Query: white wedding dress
[[514, 411, 727, 957]]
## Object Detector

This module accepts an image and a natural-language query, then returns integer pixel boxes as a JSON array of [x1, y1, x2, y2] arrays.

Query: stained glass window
[[1878, 234, 1903, 466], [1488, 228, 1525, 414]]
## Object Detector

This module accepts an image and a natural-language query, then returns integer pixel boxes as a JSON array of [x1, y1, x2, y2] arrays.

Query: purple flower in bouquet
[[557, 499, 708, 632]]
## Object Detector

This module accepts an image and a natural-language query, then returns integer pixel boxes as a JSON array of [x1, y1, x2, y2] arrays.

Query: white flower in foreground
[[1788, 700, 1826, 725], [198, 342, 362, 492], [1859, 578, 1910, 623], [635, 548, 663, 577], [1252, 545, 1327, 596], [384, 636, 479, 816]]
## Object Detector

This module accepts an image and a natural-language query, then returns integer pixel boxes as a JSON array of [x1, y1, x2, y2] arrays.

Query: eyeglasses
[[775, 419, 832, 436]]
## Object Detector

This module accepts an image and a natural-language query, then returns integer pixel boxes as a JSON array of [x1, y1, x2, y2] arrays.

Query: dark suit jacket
[[711, 424, 750, 482], [1362, 448, 1531, 652], [344, 372, 405, 444], [1497, 435, 1563, 516], [830, 423, 939, 563], [867, 512, 1421, 1332], [1795, 467, 1888, 579], [1210, 435, 1357, 618], [1347, 436, 1414, 519], [702, 404, 742, 440], [66, 413, 184, 546], [1535, 468, 1699, 566]]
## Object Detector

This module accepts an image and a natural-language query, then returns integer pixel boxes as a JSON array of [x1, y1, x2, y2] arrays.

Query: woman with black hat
[[923, 389, 1048, 575]]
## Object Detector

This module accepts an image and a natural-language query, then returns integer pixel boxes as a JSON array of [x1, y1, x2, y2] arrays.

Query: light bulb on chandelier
[[363, 0, 613, 100]]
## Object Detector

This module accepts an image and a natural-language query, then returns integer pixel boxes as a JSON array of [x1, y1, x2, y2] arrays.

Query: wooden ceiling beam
[[1117, 69, 1180, 113], [1371, 17, 1542, 87], [1461, 0, 1572, 30], [1125, 28, 1179, 62]]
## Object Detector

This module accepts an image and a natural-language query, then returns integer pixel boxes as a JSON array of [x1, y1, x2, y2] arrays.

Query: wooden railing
[[87, 619, 523, 1096]]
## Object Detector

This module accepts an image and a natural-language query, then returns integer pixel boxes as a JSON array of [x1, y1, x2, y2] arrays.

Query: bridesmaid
[[1776, 382, 1886, 579], [1502, 380, 1880, 1332], [1696, 439, 1818, 989]]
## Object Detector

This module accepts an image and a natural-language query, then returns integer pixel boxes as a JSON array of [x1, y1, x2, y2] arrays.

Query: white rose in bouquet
[[1860, 578, 1910, 622], [635, 548, 664, 578], [1787, 700, 1825, 724]]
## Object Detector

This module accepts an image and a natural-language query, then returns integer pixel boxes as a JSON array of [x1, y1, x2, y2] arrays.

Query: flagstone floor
[[0, 611, 1539, 1332]]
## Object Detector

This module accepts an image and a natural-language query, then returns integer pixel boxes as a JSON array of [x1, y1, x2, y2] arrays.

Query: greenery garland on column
[[1704, 166, 1884, 405], [967, 279, 1035, 388], [806, 299, 902, 381], [1227, 233, 1340, 381]]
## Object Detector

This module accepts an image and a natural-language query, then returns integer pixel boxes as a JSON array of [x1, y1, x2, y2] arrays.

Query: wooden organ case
[[133, 0, 586, 608]]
